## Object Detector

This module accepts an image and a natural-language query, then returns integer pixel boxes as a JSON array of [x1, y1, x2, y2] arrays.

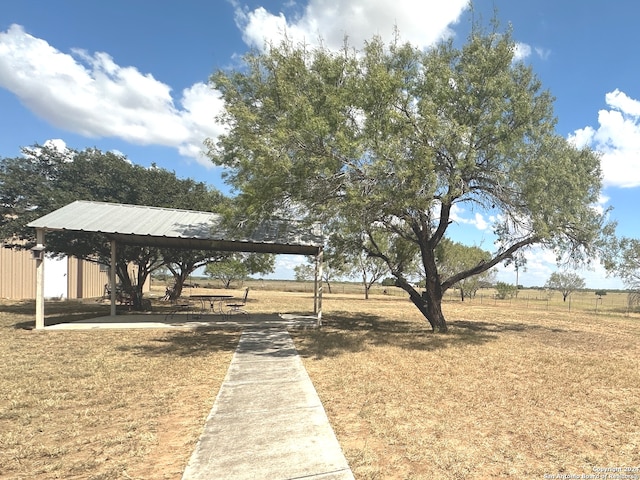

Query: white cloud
[[493, 246, 623, 289], [591, 193, 610, 216], [0, 24, 225, 167], [534, 47, 551, 60], [570, 89, 640, 188], [513, 42, 531, 61], [473, 212, 488, 230], [576, 262, 623, 290], [43, 138, 67, 152], [262, 254, 308, 280], [605, 89, 640, 117], [514, 42, 550, 62], [567, 126, 596, 148], [235, 0, 469, 52], [450, 204, 491, 231], [493, 246, 555, 286], [22, 138, 74, 162]]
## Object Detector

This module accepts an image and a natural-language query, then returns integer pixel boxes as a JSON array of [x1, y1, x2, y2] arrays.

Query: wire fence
[[440, 289, 640, 318], [197, 278, 640, 319]]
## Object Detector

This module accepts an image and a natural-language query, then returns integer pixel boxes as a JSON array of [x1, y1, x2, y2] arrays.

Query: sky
[[1, 0, 639, 289]]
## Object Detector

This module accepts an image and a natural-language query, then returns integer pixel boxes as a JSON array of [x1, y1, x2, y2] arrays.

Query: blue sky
[[1, 0, 639, 288]]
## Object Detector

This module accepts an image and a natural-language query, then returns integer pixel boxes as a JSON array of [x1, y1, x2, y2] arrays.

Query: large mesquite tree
[[207, 25, 606, 332]]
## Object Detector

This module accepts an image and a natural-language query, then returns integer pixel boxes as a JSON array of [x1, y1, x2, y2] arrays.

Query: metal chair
[[226, 288, 249, 316], [165, 297, 194, 321]]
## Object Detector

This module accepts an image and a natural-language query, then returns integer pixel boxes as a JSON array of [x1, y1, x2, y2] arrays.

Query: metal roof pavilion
[[27, 201, 325, 329], [27, 200, 324, 255]]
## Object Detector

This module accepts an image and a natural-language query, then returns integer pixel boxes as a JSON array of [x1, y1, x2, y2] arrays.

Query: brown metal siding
[[1, 245, 112, 300], [0, 244, 36, 299], [2, 241, 149, 300], [66, 257, 109, 299]]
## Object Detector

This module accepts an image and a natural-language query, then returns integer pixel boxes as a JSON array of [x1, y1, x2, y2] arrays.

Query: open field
[[1, 287, 639, 479], [183, 277, 638, 315]]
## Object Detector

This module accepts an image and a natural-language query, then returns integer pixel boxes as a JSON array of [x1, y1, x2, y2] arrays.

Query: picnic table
[[189, 294, 233, 315]]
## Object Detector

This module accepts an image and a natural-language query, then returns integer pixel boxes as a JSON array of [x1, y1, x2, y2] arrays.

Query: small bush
[[495, 281, 517, 299]]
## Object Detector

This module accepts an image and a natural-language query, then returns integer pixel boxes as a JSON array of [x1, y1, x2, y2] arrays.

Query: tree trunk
[[395, 276, 448, 333], [422, 250, 448, 333], [361, 270, 369, 300], [171, 283, 182, 302], [422, 282, 448, 333], [131, 285, 144, 310], [114, 260, 150, 311], [460, 288, 465, 302], [324, 280, 333, 294], [171, 271, 189, 301]]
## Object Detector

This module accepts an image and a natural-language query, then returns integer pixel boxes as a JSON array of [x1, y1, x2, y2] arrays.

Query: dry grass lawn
[[0, 299, 238, 480], [291, 294, 640, 479], [1, 288, 639, 479]]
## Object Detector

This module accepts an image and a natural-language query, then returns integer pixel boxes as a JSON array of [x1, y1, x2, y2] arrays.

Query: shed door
[[44, 256, 68, 299]]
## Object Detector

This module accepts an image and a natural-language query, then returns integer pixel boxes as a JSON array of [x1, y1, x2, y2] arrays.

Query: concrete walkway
[[181, 328, 354, 480]]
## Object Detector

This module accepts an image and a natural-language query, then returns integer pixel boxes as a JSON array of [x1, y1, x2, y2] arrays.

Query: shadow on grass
[[116, 327, 240, 357], [450, 319, 572, 334], [3, 299, 188, 330], [1, 300, 114, 330], [293, 312, 501, 359], [0, 300, 35, 315]]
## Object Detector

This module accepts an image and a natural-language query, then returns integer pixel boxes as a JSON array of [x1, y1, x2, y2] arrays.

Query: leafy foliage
[[161, 249, 227, 300], [293, 263, 315, 282], [603, 237, 640, 310], [345, 250, 389, 299], [495, 282, 517, 300], [205, 253, 275, 288], [435, 239, 495, 301], [545, 271, 586, 302], [293, 251, 346, 293], [207, 22, 606, 331], [606, 238, 640, 287], [381, 277, 397, 287], [0, 144, 226, 307]]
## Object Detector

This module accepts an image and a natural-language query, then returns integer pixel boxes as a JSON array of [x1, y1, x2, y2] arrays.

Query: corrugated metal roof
[[27, 201, 323, 255]]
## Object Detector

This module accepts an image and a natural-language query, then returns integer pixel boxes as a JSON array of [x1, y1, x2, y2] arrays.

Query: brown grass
[[291, 294, 640, 479], [0, 299, 238, 480], [2, 287, 639, 479]]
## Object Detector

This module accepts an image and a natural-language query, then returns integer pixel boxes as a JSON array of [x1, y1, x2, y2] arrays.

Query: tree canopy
[[603, 237, 640, 308], [205, 253, 275, 288], [207, 23, 606, 332], [545, 271, 586, 302], [0, 144, 227, 307], [435, 239, 494, 301]]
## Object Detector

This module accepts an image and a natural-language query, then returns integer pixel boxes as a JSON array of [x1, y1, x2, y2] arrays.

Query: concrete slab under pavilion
[[43, 312, 320, 331]]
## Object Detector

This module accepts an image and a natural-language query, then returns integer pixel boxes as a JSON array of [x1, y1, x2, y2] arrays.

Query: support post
[[35, 229, 45, 330], [314, 248, 323, 326], [110, 240, 117, 317]]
